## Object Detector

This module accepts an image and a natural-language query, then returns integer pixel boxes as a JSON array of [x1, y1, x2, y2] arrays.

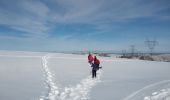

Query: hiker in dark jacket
[[94, 56, 100, 70], [91, 63, 98, 78], [91, 56, 101, 78]]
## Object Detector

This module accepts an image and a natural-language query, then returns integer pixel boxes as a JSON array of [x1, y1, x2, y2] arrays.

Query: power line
[[130, 45, 135, 57], [145, 39, 158, 55]]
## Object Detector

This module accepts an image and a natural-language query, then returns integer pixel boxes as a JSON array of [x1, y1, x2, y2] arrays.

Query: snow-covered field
[[0, 51, 170, 100]]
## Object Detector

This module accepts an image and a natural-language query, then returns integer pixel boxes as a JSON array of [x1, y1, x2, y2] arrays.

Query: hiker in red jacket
[[88, 53, 94, 65]]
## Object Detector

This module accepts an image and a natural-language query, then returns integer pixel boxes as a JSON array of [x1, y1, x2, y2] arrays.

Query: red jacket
[[88, 54, 94, 62]]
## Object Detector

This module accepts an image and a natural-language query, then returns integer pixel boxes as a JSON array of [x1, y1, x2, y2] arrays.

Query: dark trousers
[[92, 70, 97, 78]]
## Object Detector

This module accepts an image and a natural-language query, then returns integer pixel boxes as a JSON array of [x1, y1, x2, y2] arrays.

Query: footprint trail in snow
[[40, 56, 60, 100], [59, 71, 102, 100], [40, 55, 102, 100]]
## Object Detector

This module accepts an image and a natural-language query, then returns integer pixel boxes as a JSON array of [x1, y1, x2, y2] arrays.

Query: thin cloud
[[50, 0, 170, 23], [0, 0, 50, 37], [0, 0, 170, 38]]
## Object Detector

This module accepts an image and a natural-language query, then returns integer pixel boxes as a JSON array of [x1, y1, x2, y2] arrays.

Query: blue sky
[[0, 0, 170, 52]]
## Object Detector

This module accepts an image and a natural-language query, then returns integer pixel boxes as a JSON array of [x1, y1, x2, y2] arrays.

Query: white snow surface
[[40, 55, 102, 100], [0, 51, 170, 100], [144, 88, 170, 100]]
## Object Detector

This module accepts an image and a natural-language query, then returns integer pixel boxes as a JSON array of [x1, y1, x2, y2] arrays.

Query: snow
[[0, 51, 170, 100], [123, 80, 170, 100], [144, 88, 170, 100], [40, 56, 60, 100], [40, 55, 102, 100]]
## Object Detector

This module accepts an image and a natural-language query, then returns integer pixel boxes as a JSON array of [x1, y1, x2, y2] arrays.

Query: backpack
[[95, 59, 100, 65]]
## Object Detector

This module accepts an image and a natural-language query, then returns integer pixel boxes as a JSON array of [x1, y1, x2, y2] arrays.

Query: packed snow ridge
[[40, 55, 102, 100], [124, 80, 170, 100], [144, 88, 170, 100]]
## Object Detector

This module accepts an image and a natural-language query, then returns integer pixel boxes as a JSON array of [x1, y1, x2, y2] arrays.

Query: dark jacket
[[91, 63, 99, 71]]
